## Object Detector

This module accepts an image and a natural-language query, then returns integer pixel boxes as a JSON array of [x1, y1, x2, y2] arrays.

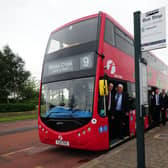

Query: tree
[[19, 77, 39, 103], [0, 45, 31, 103], [0, 50, 9, 102]]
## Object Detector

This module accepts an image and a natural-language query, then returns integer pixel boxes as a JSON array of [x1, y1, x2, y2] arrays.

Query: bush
[[22, 98, 39, 105], [0, 103, 36, 112]]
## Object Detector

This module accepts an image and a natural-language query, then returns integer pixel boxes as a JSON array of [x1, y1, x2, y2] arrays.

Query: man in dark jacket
[[160, 89, 167, 126], [112, 84, 128, 139]]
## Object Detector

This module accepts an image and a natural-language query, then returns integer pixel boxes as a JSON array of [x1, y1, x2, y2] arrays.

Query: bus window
[[98, 95, 105, 117], [104, 19, 115, 46], [114, 27, 134, 57], [46, 18, 98, 54]]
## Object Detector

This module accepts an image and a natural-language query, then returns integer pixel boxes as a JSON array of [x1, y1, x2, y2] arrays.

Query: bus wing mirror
[[99, 80, 108, 96]]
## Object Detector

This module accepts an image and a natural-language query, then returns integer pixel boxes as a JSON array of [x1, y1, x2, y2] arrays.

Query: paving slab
[[79, 124, 168, 168]]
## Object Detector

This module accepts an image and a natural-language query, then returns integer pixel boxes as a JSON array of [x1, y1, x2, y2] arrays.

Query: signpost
[[134, 7, 166, 168], [134, 11, 146, 168], [141, 7, 166, 51]]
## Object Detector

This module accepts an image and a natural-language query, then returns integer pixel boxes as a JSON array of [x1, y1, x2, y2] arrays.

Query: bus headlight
[[82, 130, 86, 135], [87, 127, 91, 132]]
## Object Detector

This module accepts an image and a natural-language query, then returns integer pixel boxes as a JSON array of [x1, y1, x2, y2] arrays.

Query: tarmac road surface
[[0, 120, 103, 168]]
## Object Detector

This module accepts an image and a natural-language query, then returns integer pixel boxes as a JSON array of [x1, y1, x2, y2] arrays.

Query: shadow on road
[[43, 146, 106, 164]]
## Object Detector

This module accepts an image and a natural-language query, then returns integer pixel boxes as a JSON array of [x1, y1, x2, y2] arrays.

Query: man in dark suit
[[151, 88, 161, 126], [106, 82, 114, 140], [112, 84, 128, 139], [160, 89, 167, 126]]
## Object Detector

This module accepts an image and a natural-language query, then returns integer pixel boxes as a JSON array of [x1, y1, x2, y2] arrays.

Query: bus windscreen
[[40, 77, 94, 119], [46, 17, 98, 54]]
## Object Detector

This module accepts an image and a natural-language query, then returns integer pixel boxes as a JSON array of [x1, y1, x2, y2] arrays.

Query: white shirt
[[155, 94, 160, 106], [115, 93, 122, 111]]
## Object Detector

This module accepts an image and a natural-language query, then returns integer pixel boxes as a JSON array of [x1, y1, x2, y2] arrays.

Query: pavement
[[79, 124, 168, 168]]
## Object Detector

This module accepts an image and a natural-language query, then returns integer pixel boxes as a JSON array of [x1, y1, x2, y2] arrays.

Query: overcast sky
[[0, 0, 168, 80]]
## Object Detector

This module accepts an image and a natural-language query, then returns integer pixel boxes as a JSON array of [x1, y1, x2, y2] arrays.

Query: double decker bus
[[38, 12, 168, 151]]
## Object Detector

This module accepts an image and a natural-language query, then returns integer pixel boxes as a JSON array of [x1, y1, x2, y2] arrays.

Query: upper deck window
[[115, 27, 134, 57], [104, 18, 134, 57], [46, 17, 98, 54], [104, 19, 115, 46]]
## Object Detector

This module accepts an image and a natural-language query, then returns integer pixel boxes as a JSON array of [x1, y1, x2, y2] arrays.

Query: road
[[0, 120, 103, 168]]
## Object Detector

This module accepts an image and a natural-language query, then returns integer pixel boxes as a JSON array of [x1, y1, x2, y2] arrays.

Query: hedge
[[0, 103, 36, 112]]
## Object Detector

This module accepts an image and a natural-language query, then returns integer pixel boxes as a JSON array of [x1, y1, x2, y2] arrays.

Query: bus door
[[148, 86, 154, 125], [127, 82, 136, 137], [149, 86, 157, 123], [106, 79, 128, 141]]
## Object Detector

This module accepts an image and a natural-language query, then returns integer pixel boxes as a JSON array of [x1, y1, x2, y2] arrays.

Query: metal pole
[[134, 11, 146, 168]]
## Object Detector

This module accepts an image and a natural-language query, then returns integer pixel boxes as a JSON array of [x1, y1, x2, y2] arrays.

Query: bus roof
[[102, 11, 167, 68], [50, 11, 167, 68], [51, 13, 98, 34]]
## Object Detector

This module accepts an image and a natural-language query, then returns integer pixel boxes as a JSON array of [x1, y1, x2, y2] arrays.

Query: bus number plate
[[56, 140, 70, 146]]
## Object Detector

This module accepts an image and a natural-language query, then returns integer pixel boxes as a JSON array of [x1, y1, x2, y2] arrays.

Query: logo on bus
[[56, 135, 70, 146], [82, 56, 90, 67], [58, 135, 63, 141], [106, 59, 116, 74]]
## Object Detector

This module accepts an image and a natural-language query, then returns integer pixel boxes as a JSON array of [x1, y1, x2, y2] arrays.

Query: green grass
[[0, 113, 37, 122]]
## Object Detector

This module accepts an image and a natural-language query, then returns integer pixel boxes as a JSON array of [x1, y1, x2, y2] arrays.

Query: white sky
[[0, 0, 168, 80]]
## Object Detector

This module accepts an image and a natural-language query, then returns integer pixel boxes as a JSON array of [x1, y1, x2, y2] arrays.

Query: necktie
[[116, 93, 120, 103]]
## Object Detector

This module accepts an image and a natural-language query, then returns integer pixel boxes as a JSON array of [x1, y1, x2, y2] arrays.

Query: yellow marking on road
[[1, 146, 34, 158]]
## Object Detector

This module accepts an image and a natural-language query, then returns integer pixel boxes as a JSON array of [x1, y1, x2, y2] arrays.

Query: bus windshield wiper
[[71, 108, 82, 112], [46, 111, 64, 119], [71, 108, 90, 113]]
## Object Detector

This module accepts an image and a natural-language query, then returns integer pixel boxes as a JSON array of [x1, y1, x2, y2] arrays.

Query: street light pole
[[134, 11, 146, 168]]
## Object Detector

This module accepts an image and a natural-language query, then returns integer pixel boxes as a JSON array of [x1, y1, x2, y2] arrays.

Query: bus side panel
[[144, 116, 149, 129], [129, 110, 136, 137], [103, 42, 135, 82]]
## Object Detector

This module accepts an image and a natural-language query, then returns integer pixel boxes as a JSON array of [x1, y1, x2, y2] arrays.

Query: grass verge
[[0, 113, 37, 122]]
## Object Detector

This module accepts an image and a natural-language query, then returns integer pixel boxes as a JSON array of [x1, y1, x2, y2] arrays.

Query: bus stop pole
[[134, 11, 146, 168]]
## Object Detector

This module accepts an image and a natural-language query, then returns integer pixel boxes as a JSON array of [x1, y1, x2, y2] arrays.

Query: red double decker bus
[[38, 12, 168, 151]]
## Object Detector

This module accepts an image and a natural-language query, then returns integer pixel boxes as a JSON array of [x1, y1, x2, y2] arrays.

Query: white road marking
[[154, 134, 168, 140], [1, 146, 34, 158]]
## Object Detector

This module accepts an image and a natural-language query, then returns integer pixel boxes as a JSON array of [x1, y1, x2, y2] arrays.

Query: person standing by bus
[[160, 89, 167, 126], [112, 84, 128, 139], [150, 91, 155, 124], [151, 88, 161, 126], [106, 82, 114, 139]]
